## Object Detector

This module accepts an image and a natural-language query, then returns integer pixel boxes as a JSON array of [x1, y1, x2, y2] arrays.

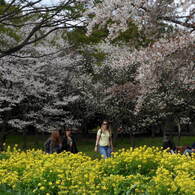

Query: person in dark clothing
[[61, 128, 78, 154], [44, 130, 62, 154], [162, 136, 176, 154]]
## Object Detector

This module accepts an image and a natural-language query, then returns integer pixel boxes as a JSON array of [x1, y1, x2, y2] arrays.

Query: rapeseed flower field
[[0, 145, 194, 194]]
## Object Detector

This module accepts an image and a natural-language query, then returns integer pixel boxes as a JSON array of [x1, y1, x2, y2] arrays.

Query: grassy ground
[[4, 134, 195, 158]]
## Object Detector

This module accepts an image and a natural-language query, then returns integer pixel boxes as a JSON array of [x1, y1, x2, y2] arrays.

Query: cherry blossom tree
[[84, 0, 194, 39], [72, 43, 140, 139], [0, 30, 83, 149], [81, 0, 195, 136], [0, 0, 194, 145]]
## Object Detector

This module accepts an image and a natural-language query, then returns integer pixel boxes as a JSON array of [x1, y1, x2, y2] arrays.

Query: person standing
[[94, 120, 113, 158], [44, 130, 62, 154], [61, 128, 78, 154]]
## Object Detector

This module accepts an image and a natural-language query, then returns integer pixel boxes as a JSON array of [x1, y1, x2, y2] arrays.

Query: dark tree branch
[[0, 26, 68, 58], [0, 0, 85, 58], [1, 0, 16, 14], [131, 3, 195, 31], [161, 16, 195, 30]]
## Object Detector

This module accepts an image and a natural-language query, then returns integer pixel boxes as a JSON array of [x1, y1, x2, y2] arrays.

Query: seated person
[[162, 136, 176, 154], [183, 142, 195, 155]]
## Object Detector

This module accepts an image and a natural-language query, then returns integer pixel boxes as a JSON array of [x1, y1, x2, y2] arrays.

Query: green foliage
[[112, 22, 152, 47], [0, 0, 5, 6], [0, 3, 31, 48], [66, 21, 154, 71], [0, 184, 35, 195], [67, 28, 108, 45], [0, 153, 9, 160], [0, 24, 21, 45], [67, 22, 151, 48], [84, 49, 107, 67]]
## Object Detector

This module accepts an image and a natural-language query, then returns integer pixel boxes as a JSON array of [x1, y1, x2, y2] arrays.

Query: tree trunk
[[111, 121, 119, 145], [158, 123, 163, 136], [0, 122, 7, 151], [22, 129, 27, 150], [175, 119, 181, 145], [151, 126, 156, 137], [112, 127, 118, 145], [189, 121, 195, 135], [162, 126, 166, 138], [129, 131, 135, 148], [81, 122, 88, 136]]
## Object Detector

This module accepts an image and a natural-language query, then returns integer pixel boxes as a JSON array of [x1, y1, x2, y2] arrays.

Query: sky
[[40, 0, 59, 6], [40, 0, 194, 15], [7, 0, 60, 6], [7, 0, 194, 17]]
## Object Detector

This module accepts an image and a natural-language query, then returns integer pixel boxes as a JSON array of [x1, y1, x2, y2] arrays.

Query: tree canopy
[[0, 0, 194, 140]]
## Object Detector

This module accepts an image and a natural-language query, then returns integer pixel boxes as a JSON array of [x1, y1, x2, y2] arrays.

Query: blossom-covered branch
[[84, 0, 194, 39]]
